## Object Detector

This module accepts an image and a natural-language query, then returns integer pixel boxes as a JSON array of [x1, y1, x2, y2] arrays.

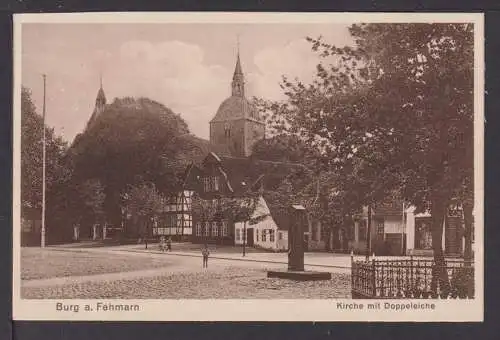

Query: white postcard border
[[12, 11, 485, 322]]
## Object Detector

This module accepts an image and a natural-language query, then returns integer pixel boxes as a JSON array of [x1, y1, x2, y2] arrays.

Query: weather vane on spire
[[237, 33, 240, 55]]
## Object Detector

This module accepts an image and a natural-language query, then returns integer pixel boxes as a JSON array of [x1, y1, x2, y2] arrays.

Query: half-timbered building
[[186, 152, 306, 249]]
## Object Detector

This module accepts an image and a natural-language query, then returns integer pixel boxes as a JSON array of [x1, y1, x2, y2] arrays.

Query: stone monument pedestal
[[267, 270, 332, 281], [266, 204, 331, 281]]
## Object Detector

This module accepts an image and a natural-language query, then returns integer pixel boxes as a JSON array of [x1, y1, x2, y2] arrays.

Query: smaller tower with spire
[[86, 74, 107, 130]]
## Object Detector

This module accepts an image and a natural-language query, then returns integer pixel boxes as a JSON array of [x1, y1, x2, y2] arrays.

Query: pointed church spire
[[86, 74, 107, 130], [234, 35, 243, 76], [234, 53, 243, 77], [231, 35, 245, 97], [95, 72, 106, 106]]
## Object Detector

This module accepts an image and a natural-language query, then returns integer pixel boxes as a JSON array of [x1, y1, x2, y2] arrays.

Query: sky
[[21, 23, 354, 142]]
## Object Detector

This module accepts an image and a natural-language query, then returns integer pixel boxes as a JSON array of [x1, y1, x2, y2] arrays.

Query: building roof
[[184, 152, 306, 196], [217, 155, 307, 195], [263, 204, 292, 231], [186, 152, 307, 230], [177, 134, 231, 164], [210, 95, 260, 123], [231, 195, 272, 223]]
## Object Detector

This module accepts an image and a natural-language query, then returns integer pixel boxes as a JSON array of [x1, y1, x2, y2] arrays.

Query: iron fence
[[351, 256, 474, 299]]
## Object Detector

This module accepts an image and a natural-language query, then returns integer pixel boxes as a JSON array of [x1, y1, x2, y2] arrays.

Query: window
[[262, 229, 266, 242], [222, 221, 229, 236], [256, 229, 259, 241], [278, 232, 283, 240], [204, 222, 210, 236], [235, 228, 241, 241], [415, 218, 432, 250], [224, 123, 231, 137], [212, 222, 219, 237], [376, 218, 385, 235], [196, 222, 202, 236], [185, 214, 192, 228], [359, 220, 367, 241], [165, 214, 177, 228], [166, 200, 176, 212], [269, 230, 275, 242], [203, 176, 220, 193]]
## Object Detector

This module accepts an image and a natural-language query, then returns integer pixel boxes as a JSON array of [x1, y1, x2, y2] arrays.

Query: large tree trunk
[[463, 201, 473, 265], [430, 195, 451, 297], [324, 227, 332, 252]]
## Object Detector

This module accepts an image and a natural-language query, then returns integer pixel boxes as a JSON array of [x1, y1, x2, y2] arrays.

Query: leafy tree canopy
[[21, 87, 69, 213], [263, 23, 473, 212], [68, 96, 191, 224], [259, 23, 474, 281]]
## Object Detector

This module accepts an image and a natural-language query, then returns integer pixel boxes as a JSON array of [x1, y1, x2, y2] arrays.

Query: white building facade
[[234, 196, 288, 251]]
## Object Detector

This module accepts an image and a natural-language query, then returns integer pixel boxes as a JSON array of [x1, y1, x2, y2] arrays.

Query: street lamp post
[[243, 221, 246, 257], [41, 74, 47, 248]]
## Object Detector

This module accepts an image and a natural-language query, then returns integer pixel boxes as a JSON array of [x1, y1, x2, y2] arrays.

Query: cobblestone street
[[21, 247, 175, 280], [21, 247, 351, 299]]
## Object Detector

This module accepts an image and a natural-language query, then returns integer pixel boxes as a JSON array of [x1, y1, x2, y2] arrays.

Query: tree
[[69, 97, 191, 225], [77, 179, 106, 225], [123, 182, 164, 238], [251, 132, 356, 251], [251, 131, 366, 251], [251, 134, 311, 163], [262, 169, 362, 252], [260, 23, 474, 292], [21, 87, 68, 214]]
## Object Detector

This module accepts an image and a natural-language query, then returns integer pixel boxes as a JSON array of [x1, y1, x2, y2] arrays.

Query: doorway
[[247, 228, 254, 247]]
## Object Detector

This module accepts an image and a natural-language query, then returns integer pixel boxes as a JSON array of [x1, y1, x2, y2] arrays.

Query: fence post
[[372, 258, 376, 298], [410, 255, 414, 294], [350, 250, 354, 296]]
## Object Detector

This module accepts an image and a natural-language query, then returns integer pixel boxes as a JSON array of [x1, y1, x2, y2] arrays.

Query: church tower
[[210, 49, 265, 157], [86, 75, 107, 130]]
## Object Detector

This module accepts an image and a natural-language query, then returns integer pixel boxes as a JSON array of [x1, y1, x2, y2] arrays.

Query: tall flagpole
[[41, 74, 47, 248]]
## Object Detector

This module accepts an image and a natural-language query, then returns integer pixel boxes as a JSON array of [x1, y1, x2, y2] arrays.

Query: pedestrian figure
[[159, 236, 166, 252], [167, 237, 172, 252], [202, 244, 210, 268]]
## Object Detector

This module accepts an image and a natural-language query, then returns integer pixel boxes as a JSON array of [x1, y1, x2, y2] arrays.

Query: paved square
[[21, 246, 351, 299]]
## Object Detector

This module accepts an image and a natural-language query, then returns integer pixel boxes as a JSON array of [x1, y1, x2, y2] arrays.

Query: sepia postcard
[[12, 12, 484, 321]]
